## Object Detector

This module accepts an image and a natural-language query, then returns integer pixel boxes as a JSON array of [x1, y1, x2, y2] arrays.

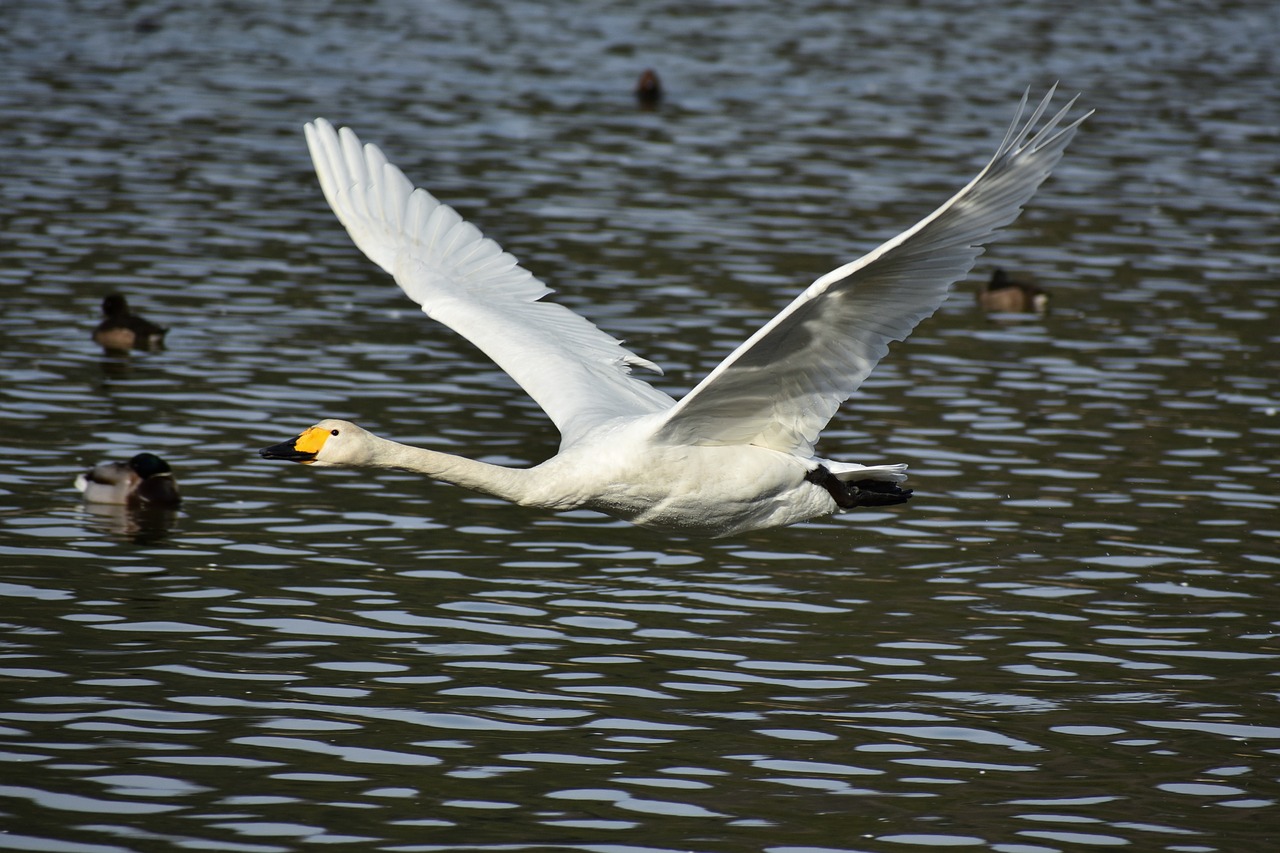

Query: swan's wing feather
[[655, 88, 1090, 454], [304, 119, 675, 446]]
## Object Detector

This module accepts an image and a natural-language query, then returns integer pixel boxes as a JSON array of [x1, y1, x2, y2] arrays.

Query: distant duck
[[978, 269, 1049, 314], [93, 293, 168, 350], [635, 69, 662, 107], [75, 453, 181, 506]]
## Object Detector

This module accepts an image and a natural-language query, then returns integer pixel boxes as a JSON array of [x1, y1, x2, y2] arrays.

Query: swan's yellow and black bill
[[259, 426, 331, 464]]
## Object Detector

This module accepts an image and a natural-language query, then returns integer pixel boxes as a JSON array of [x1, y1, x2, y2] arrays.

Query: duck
[[978, 268, 1049, 314], [92, 293, 168, 350], [260, 87, 1089, 538], [635, 69, 663, 108], [75, 453, 181, 506]]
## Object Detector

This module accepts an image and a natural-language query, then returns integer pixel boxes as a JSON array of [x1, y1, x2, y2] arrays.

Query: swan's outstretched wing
[[655, 88, 1090, 455], [304, 119, 675, 447]]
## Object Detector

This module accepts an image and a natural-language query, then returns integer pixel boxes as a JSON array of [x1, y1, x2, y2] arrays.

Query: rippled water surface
[[3, 1, 1278, 851]]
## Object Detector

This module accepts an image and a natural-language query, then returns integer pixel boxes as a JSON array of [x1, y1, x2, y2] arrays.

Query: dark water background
[[2, 1, 1278, 851]]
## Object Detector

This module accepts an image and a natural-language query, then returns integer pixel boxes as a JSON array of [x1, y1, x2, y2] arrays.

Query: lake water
[[2, 1, 1278, 851]]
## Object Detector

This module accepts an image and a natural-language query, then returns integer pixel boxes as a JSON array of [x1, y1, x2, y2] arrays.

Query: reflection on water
[[2, 0, 1278, 851], [77, 500, 183, 544]]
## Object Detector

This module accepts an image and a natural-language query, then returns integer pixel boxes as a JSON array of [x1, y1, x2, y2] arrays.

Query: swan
[[92, 293, 169, 350], [75, 453, 181, 506], [260, 88, 1089, 538]]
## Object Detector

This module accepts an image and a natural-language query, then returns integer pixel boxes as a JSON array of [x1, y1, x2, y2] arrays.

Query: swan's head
[[259, 419, 369, 467]]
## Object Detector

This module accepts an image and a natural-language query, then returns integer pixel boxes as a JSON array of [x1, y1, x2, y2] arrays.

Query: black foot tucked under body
[[805, 465, 913, 509]]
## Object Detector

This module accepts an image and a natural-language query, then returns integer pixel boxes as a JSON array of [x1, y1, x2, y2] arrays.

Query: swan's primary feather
[[654, 87, 1091, 455], [305, 119, 675, 448]]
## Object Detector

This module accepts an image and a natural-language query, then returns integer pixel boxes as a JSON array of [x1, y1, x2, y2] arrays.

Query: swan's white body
[[262, 89, 1089, 538]]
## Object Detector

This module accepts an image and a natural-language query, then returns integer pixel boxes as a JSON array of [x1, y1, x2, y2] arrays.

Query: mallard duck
[[92, 293, 168, 350], [978, 268, 1049, 313], [261, 88, 1088, 537], [75, 453, 181, 506]]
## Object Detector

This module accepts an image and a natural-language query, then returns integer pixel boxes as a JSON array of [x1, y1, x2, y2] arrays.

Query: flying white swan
[[261, 88, 1089, 537]]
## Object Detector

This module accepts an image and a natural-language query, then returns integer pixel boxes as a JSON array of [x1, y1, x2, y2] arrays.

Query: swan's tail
[[824, 461, 908, 483], [805, 463, 913, 509]]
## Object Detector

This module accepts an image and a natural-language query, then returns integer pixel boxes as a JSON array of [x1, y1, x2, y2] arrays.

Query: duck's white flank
[[262, 88, 1089, 537]]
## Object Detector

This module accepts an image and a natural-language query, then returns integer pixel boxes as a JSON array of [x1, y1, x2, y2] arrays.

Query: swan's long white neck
[[351, 431, 536, 504]]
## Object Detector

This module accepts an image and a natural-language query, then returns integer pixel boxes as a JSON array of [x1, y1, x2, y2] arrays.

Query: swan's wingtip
[[304, 117, 333, 136]]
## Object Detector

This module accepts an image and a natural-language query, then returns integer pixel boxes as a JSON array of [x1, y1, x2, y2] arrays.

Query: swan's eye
[[331, 429, 340, 436]]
